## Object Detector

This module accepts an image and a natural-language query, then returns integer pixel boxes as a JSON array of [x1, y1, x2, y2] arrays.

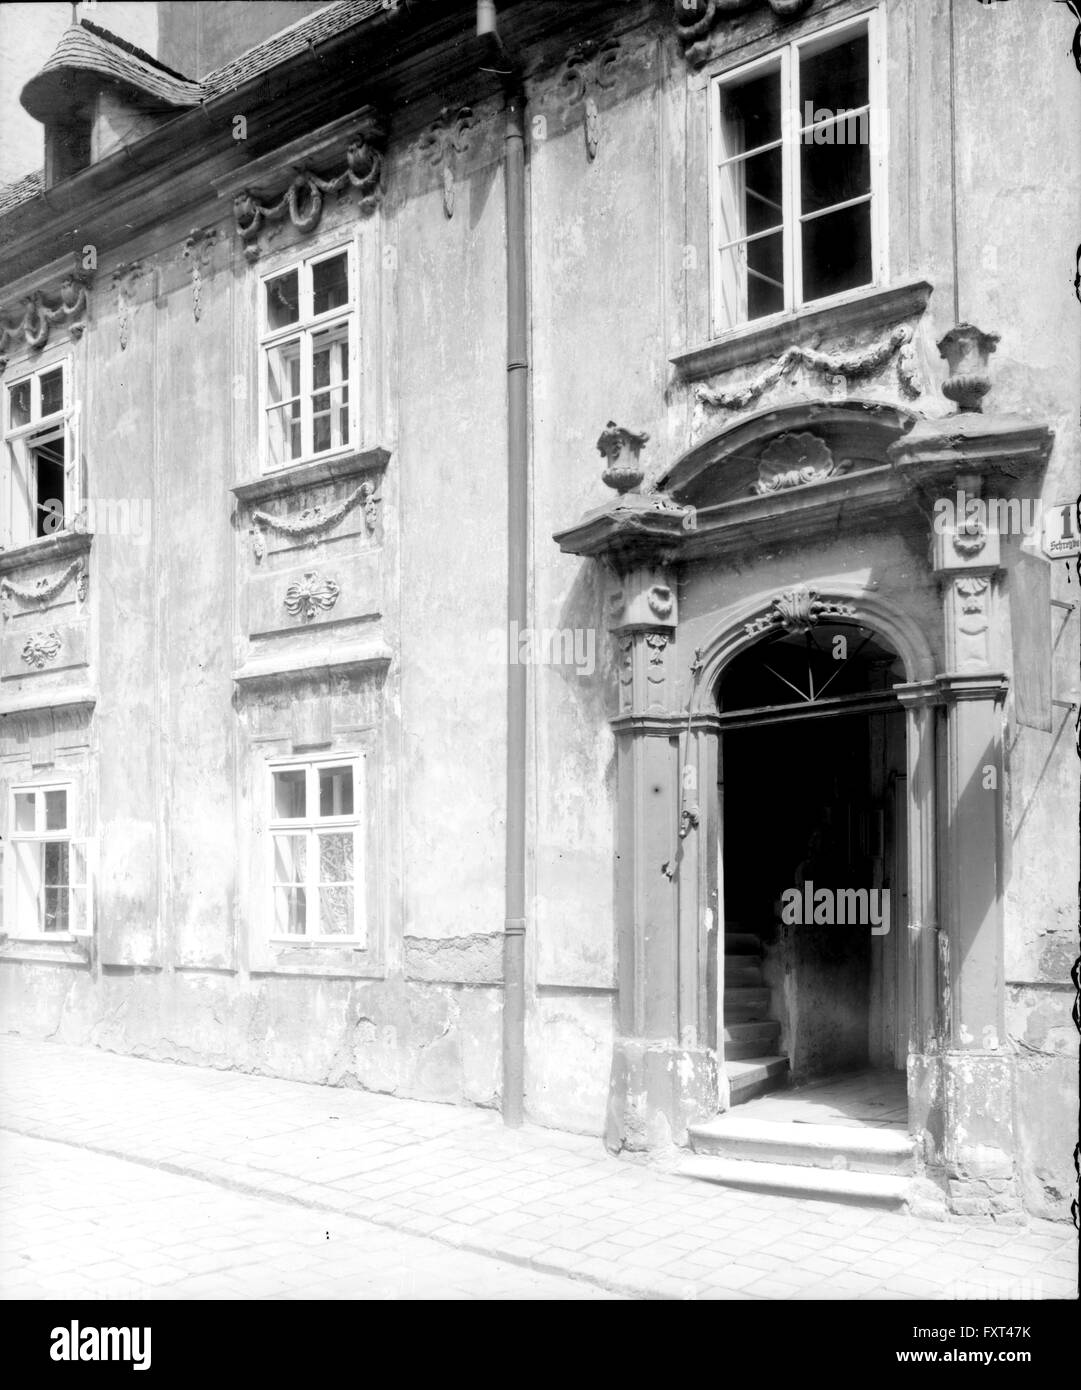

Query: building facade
[[0, 0, 1077, 1222]]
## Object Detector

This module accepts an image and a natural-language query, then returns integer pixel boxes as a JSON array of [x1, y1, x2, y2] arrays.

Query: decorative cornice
[[0, 276, 88, 371], [283, 571, 340, 622], [231, 446, 390, 507], [744, 588, 857, 638], [20, 629, 62, 669], [419, 107, 474, 219], [1, 559, 87, 618], [674, 0, 816, 66], [554, 489, 696, 567], [696, 324, 921, 415]]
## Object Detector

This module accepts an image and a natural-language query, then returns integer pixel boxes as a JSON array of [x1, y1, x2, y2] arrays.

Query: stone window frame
[[2, 351, 81, 552], [257, 238, 361, 476], [3, 777, 92, 940], [706, 2, 888, 340], [265, 752, 367, 947]]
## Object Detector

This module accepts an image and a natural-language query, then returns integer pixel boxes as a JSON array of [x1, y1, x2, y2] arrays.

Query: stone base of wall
[[947, 1172, 1025, 1222]]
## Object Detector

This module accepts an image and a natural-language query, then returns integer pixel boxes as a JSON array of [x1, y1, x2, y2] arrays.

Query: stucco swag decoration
[[560, 38, 622, 161], [1, 559, 88, 618], [697, 324, 923, 414], [233, 125, 386, 261], [675, 0, 815, 64], [250, 481, 379, 561], [0, 277, 88, 372], [283, 572, 340, 622], [744, 587, 857, 638], [419, 107, 474, 219]]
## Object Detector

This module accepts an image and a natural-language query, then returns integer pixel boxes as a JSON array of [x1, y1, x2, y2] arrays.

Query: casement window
[[709, 10, 885, 336], [4, 783, 91, 937], [259, 244, 358, 471], [268, 757, 364, 943], [2, 359, 79, 549]]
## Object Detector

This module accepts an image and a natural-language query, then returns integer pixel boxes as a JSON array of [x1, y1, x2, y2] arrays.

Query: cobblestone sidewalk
[[1, 1037, 1076, 1301]]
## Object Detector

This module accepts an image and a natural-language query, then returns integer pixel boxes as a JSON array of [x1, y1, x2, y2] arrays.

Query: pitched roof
[[20, 21, 204, 124], [0, 170, 44, 217], [201, 1, 385, 95]]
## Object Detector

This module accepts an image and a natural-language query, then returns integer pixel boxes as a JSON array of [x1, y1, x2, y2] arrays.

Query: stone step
[[679, 1155, 911, 1209], [726, 1055, 789, 1105], [723, 986, 771, 1020], [724, 962, 764, 988], [723, 933, 762, 955], [722, 1020, 781, 1060], [688, 1115, 917, 1175]]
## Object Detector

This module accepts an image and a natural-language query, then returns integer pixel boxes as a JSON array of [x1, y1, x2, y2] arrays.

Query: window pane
[[14, 841, 41, 929], [800, 124, 870, 216], [45, 789, 67, 831], [44, 842, 69, 932], [8, 379, 31, 428], [311, 331, 349, 455], [266, 340, 301, 405], [272, 833, 306, 883], [70, 885, 87, 935], [318, 885, 353, 936], [39, 368, 64, 417], [32, 431, 66, 538], [266, 270, 299, 330], [318, 832, 353, 883], [14, 792, 36, 832], [267, 404, 302, 467], [717, 231, 785, 330], [274, 885, 307, 935], [801, 200, 872, 303], [719, 65, 781, 159], [312, 253, 349, 316], [799, 32, 868, 126], [319, 765, 354, 817], [273, 770, 306, 820]]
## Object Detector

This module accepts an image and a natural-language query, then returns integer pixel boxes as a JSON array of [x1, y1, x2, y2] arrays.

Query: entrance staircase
[[685, 936, 917, 1208], [721, 932, 788, 1105]]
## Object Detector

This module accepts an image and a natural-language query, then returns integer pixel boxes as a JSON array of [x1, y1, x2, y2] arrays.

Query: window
[[3, 359, 79, 549], [260, 245, 357, 471], [710, 10, 885, 336], [4, 784, 91, 937], [268, 758, 364, 943]]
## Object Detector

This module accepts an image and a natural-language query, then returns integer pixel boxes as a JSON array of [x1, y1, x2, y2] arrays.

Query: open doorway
[[715, 621, 908, 1109]]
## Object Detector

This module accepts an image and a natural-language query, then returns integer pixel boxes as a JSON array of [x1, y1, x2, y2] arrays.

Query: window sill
[[0, 527, 93, 576], [233, 446, 390, 506], [671, 279, 933, 384]]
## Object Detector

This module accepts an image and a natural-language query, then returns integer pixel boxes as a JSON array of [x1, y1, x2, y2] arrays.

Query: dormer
[[19, 19, 203, 187]]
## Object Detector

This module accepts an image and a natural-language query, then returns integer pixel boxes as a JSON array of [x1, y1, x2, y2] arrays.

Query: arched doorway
[[713, 616, 909, 1118]]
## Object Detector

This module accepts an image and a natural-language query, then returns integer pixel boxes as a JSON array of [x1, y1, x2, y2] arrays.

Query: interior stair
[[722, 931, 788, 1104]]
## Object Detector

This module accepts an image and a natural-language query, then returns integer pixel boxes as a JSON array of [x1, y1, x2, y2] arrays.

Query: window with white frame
[[710, 10, 885, 337], [4, 783, 91, 937], [268, 757, 364, 943], [3, 359, 79, 549], [260, 244, 358, 471]]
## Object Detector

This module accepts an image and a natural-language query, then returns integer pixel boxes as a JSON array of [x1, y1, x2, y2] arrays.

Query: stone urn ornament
[[938, 323, 1000, 413], [597, 421, 649, 494]]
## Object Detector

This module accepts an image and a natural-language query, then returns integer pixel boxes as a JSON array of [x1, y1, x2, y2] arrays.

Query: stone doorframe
[[554, 391, 1052, 1212]]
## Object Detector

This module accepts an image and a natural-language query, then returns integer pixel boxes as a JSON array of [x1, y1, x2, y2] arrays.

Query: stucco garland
[[233, 128, 385, 260], [250, 480, 378, 559], [0, 279, 88, 369], [696, 325, 922, 414], [0, 560, 87, 616]]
